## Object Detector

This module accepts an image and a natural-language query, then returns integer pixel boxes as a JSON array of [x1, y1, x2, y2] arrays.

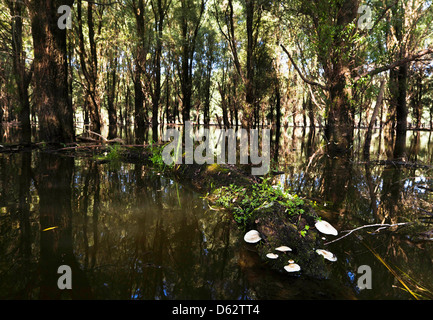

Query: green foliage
[[149, 143, 167, 171], [1, 0, 432, 142], [214, 177, 308, 226], [300, 225, 310, 237], [105, 145, 122, 161], [94, 144, 122, 162]]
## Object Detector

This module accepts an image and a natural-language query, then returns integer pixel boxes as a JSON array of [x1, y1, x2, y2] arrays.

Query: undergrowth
[[94, 144, 122, 162], [214, 177, 311, 227]]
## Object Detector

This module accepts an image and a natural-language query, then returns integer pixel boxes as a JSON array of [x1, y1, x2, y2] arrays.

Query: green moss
[[206, 163, 230, 174]]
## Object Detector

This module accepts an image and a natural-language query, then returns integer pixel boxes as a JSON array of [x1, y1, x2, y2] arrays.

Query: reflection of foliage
[[3, 129, 433, 299], [71, 161, 247, 299]]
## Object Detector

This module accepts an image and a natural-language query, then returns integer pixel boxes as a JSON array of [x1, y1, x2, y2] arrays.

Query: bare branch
[[324, 222, 410, 245], [280, 43, 329, 91]]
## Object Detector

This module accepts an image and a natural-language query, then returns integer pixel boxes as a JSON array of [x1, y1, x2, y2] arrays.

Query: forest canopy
[[0, 0, 432, 151]]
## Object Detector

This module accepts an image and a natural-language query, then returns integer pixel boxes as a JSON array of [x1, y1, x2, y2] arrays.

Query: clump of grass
[[94, 144, 122, 162], [149, 143, 166, 170], [105, 144, 122, 161]]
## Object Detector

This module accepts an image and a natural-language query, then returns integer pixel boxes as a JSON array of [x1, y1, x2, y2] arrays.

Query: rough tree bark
[[28, 0, 74, 143]]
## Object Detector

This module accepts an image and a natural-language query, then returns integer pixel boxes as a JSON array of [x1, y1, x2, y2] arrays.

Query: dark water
[[1, 126, 433, 300]]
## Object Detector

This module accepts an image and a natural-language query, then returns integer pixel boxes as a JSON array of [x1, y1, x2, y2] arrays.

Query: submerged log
[[253, 206, 330, 279]]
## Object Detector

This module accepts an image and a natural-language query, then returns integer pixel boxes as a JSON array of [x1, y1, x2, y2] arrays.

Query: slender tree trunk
[[203, 42, 213, 126], [107, 55, 118, 139], [77, 0, 101, 134], [275, 80, 281, 140], [8, 0, 32, 143], [152, 0, 164, 140], [133, 0, 147, 140], [245, 0, 254, 127], [396, 63, 408, 133], [307, 94, 315, 129], [178, 0, 204, 125], [165, 73, 170, 124], [413, 75, 423, 129], [364, 80, 385, 158], [180, 17, 191, 123], [217, 80, 230, 128]]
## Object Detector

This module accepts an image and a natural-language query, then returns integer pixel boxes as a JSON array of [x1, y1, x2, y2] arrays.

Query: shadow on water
[[1, 126, 433, 299]]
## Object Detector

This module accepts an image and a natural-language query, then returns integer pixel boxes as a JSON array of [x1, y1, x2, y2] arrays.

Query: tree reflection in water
[[1, 128, 433, 299]]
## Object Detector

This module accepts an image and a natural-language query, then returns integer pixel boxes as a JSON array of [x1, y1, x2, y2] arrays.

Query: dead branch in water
[[78, 129, 125, 145], [324, 222, 411, 245]]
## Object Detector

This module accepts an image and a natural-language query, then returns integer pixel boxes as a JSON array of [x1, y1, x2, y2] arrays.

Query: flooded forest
[[1, 0, 433, 301]]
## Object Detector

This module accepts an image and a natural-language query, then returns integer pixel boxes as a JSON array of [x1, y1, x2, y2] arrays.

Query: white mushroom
[[316, 249, 337, 262], [275, 246, 292, 252], [266, 253, 279, 259], [284, 263, 301, 272], [244, 230, 262, 243], [315, 220, 338, 236], [288, 259, 295, 264]]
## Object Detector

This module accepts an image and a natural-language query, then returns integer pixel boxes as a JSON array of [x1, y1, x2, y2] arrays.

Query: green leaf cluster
[[214, 177, 307, 227]]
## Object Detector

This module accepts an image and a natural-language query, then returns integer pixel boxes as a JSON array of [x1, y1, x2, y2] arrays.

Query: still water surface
[[1, 127, 433, 299]]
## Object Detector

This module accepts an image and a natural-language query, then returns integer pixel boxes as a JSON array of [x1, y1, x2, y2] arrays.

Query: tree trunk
[[275, 80, 281, 141], [412, 75, 423, 129], [326, 66, 354, 154], [29, 0, 74, 143], [324, 0, 359, 154], [203, 37, 214, 126], [364, 80, 385, 158], [133, 0, 147, 140], [307, 94, 314, 129], [152, 0, 165, 141], [180, 17, 192, 123], [396, 63, 408, 133], [8, 0, 32, 143], [244, 0, 255, 127], [218, 82, 230, 128], [77, 0, 101, 134], [107, 55, 118, 139]]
